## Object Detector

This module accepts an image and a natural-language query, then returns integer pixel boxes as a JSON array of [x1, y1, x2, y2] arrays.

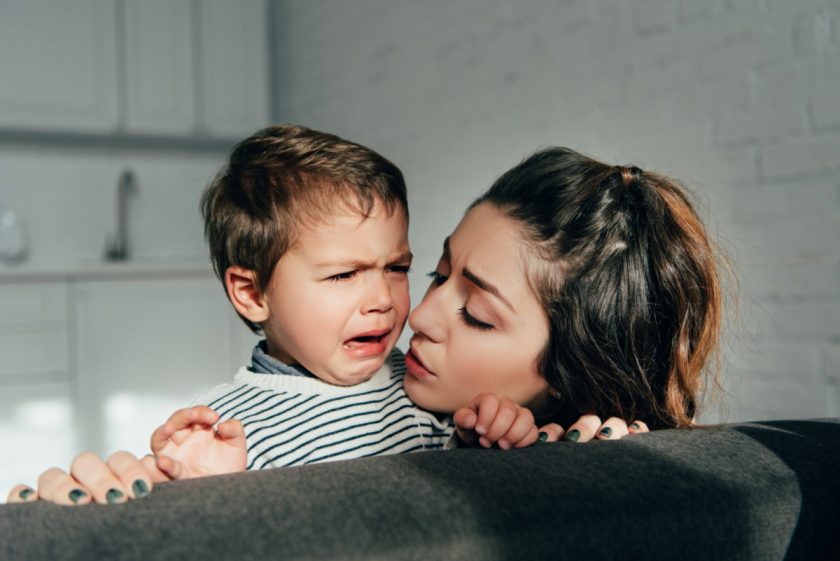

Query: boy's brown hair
[[200, 124, 408, 333]]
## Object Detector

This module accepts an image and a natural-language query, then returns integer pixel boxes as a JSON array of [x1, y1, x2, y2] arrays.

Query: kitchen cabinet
[[200, 0, 270, 138], [72, 276, 255, 457], [0, 0, 269, 140], [0, 0, 119, 132], [123, 0, 196, 136], [0, 281, 70, 380], [0, 269, 261, 501]]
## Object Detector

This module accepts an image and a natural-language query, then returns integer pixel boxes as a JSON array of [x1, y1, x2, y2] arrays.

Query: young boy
[[189, 124, 453, 470], [10, 125, 541, 505]]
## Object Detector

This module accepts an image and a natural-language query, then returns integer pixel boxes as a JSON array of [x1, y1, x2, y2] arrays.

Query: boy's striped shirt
[[194, 349, 454, 469]]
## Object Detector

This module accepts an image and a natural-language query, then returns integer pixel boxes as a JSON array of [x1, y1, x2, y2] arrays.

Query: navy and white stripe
[[194, 349, 453, 469]]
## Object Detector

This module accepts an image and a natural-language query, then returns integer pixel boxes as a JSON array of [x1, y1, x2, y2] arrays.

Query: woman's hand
[[6, 405, 248, 506], [454, 393, 651, 450], [150, 405, 247, 479], [454, 393, 540, 449], [538, 415, 650, 443], [6, 450, 165, 505]]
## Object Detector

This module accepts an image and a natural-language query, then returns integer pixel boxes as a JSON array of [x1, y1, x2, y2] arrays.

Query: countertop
[[0, 259, 214, 283]]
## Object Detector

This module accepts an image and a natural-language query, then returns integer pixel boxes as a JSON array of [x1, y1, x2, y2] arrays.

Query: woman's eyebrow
[[445, 237, 513, 310], [462, 268, 514, 311]]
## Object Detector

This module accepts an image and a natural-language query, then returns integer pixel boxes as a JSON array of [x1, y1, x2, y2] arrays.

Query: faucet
[[105, 168, 137, 261]]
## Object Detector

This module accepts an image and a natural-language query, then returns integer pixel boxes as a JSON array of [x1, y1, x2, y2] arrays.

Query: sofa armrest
[[2, 419, 838, 560]]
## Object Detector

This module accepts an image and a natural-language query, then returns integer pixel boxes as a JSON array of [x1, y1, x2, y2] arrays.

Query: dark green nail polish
[[630, 422, 641, 430], [599, 427, 613, 438], [564, 429, 580, 442], [538, 431, 548, 443], [132, 480, 149, 499], [68, 489, 87, 504], [106, 489, 124, 504], [19, 488, 34, 500]]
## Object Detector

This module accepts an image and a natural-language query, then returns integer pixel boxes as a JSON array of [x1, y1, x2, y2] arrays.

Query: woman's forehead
[[448, 204, 536, 306]]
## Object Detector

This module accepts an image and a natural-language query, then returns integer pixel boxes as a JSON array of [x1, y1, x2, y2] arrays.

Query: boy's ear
[[225, 266, 269, 324]]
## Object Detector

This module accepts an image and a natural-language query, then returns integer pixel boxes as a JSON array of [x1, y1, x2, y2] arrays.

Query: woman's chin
[[403, 376, 453, 414]]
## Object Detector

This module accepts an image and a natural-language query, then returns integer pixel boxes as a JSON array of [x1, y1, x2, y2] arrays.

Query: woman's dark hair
[[472, 148, 722, 429]]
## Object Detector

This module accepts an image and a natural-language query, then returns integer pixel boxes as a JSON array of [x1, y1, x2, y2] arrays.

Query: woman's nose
[[361, 273, 393, 314], [408, 285, 445, 342]]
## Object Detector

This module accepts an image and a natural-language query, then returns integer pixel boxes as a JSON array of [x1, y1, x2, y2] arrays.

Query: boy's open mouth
[[343, 329, 391, 349]]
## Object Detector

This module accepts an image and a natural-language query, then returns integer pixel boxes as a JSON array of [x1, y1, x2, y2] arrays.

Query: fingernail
[[106, 489, 125, 504], [630, 422, 641, 430], [19, 488, 34, 500], [498, 439, 510, 450], [132, 480, 149, 499], [537, 431, 548, 443], [69, 489, 87, 504], [475, 425, 486, 435], [599, 427, 613, 438], [564, 429, 580, 442]]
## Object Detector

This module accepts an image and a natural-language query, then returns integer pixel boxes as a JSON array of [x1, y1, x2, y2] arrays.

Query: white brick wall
[[271, 0, 840, 422]]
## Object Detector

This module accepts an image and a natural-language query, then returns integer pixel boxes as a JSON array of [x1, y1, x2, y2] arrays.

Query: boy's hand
[[454, 393, 540, 449], [151, 405, 247, 479]]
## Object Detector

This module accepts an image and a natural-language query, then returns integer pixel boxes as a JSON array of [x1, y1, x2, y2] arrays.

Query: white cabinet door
[[122, 0, 195, 135], [72, 277, 239, 457], [199, 0, 270, 138], [0, 0, 119, 132]]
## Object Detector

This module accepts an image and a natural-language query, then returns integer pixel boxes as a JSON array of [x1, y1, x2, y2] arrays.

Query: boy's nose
[[362, 274, 393, 314]]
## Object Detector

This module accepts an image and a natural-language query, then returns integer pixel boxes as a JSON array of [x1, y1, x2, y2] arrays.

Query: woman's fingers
[[6, 484, 38, 503], [38, 467, 91, 506], [70, 452, 127, 505], [596, 417, 630, 440], [537, 422, 566, 442], [629, 420, 650, 434], [563, 414, 602, 442], [106, 451, 152, 499]]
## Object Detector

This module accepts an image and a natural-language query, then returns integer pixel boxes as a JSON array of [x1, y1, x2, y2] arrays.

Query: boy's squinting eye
[[458, 306, 494, 331], [426, 270, 447, 286], [387, 264, 412, 274], [327, 271, 357, 282]]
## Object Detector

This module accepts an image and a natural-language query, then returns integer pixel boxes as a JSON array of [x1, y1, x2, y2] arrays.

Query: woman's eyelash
[[458, 306, 494, 331], [427, 271, 447, 285]]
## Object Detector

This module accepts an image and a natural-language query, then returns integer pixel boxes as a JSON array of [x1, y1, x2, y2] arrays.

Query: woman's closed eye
[[427, 270, 447, 286], [458, 306, 494, 331]]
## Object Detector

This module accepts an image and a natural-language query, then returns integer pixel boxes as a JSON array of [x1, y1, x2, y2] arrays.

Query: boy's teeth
[[344, 335, 383, 348]]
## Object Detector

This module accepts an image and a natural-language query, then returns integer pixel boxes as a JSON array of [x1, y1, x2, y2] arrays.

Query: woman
[[10, 146, 721, 503], [404, 147, 720, 436]]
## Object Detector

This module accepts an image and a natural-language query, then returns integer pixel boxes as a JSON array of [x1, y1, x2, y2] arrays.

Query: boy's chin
[[324, 358, 387, 386]]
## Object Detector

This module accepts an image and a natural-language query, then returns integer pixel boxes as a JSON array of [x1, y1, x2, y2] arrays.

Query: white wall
[[271, 0, 840, 422]]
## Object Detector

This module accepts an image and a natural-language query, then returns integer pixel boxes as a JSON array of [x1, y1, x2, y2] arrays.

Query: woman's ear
[[225, 266, 269, 324]]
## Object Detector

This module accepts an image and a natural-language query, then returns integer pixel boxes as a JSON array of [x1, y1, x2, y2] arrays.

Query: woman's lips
[[405, 348, 435, 379]]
